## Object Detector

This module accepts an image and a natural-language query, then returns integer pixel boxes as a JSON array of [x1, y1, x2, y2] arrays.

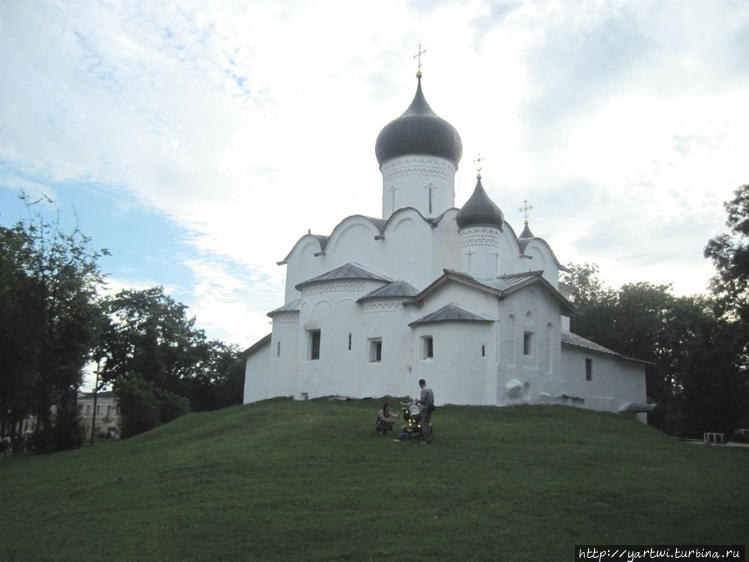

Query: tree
[[189, 341, 245, 411], [116, 373, 164, 438], [0, 196, 107, 452], [0, 225, 40, 443], [98, 287, 210, 435], [705, 184, 749, 354], [702, 184, 749, 433], [562, 262, 747, 437]]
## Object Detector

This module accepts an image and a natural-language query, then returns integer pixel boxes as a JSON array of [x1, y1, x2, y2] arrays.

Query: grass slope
[[1, 399, 747, 561]]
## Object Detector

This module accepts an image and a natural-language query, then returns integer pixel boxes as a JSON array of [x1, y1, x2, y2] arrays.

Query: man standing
[[416, 379, 434, 444]]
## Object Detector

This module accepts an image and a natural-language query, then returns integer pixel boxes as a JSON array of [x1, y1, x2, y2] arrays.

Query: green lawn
[[1, 399, 747, 561]]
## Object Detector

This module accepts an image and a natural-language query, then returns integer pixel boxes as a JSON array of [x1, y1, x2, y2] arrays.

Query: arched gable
[[329, 214, 386, 239], [519, 238, 560, 287], [384, 207, 433, 237], [278, 234, 328, 266], [281, 235, 330, 302], [384, 207, 442, 288], [327, 215, 384, 256]]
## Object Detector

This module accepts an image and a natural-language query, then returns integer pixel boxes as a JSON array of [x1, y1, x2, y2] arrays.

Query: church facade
[[243, 72, 649, 419]]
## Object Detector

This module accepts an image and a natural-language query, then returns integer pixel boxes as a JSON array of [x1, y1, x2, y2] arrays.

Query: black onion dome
[[456, 176, 504, 230], [375, 76, 462, 168]]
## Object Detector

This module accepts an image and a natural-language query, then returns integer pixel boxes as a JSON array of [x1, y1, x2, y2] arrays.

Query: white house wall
[[497, 228, 523, 276], [250, 181, 647, 418], [382, 211, 434, 287], [243, 339, 271, 404], [267, 312, 301, 400], [431, 210, 462, 274], [561, 345, 648, 418], [410, 322, 496, 405], [495, 285, 563, 406], [380, 155, 456, 219]]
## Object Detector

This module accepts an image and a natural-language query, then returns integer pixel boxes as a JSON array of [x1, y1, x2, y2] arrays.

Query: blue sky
[[2, 0, 749, 370]]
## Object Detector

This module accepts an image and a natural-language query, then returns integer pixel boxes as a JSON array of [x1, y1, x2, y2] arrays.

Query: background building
[[78, 392, 121, 439]]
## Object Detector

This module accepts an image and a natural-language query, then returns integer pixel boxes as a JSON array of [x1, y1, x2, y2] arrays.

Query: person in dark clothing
[[375, 402, 399, 434], [415, 379, 435, 444]]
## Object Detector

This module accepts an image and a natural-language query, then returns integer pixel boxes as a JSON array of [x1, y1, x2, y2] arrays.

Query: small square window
[[585, 358, 592, 381], [368, 338, 382, 362], [422, 336, 434, 359], [523, 332, 534, 356]]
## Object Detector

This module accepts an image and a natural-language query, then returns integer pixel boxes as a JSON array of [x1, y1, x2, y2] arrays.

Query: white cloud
[[2, 0, 748, 348]]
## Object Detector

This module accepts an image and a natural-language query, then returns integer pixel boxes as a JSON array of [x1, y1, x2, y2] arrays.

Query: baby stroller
[[398, 399, 433, 438]]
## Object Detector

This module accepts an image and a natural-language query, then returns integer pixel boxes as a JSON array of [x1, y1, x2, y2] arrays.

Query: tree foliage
[[563, 258, 748, 437], [189, 341, 246, 412], [0, 197, 107, 452], [1, 195, 245, 449], [705, 184, 749, 346], [98, 287, 244, 436]]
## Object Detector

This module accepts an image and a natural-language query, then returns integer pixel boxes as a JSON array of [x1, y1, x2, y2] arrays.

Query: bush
[[116, 372, 191, 438]]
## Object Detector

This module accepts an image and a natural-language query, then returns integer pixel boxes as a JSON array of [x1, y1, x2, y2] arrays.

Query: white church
[[243, 69, 649, 419]]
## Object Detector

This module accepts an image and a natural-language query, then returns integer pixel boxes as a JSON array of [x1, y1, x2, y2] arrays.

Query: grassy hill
[[1, 398, 747, 561]]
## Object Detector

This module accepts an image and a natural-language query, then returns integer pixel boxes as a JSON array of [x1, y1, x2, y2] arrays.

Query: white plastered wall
[[495, 285, 562, 406], [380, 155, 456, 219], [560, 345, 647, 419], [243, 338, 271, 404]]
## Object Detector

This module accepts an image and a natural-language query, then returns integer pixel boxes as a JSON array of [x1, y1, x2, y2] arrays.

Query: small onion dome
[[456, 175, 504, 230], [375, 76, 462, 168], [519, 222, 535, 239]]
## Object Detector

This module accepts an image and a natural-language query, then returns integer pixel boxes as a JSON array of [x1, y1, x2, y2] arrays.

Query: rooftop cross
[[519, 199, 533, 224], [473, 153, 485, 178], [414, 43, 427, 77]]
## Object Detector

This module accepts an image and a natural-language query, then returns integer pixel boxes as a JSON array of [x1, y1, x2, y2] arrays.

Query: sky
[[2, 0, 749, 366]]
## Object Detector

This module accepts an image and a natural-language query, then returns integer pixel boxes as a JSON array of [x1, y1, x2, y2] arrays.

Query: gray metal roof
[[404, 269, 574, 314], [487, 270, 545, 292], [242, 333, 272, 358], [295, 262, 391, 291], [409, 303, 492, 326], [375, 76, 463, 168], [560, 332, 651, 364], [357, 280, 419, 302], [561, 331, 618, 355], [267, 298, 301, 317]]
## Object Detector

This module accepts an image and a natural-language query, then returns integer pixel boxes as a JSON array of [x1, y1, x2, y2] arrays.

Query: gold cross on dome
[[519, 199, 533, 224], [473, 153, 485, 177], [414, 43, 427, 76]]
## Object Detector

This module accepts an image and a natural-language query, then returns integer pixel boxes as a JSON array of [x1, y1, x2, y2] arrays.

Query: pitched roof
[[404, 269, 574, 313], [409, 303, 493, 326], [267, 298, 301, 317], [357, 280, 419, 302], [405, 269, 502, 304], [561, 331, 651, 364], [241, 333, 272, 359], [295, 262, 391, 291]]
